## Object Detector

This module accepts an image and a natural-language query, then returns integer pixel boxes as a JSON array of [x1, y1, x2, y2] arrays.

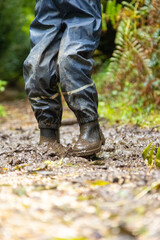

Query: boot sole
[[73, 142, 102, 157]]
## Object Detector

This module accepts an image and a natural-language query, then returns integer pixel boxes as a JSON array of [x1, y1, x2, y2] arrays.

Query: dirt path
[[0, 100, 160, 240]]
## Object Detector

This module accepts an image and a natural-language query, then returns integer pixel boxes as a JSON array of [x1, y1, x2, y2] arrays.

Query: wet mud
[[0, 100, 160, 240]]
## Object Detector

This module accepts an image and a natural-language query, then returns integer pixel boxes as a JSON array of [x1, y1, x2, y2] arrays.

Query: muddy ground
[[0, 100, 160, 240]]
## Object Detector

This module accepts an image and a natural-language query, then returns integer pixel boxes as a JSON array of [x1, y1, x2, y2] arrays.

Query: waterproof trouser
[[23, 0, 102, 129]]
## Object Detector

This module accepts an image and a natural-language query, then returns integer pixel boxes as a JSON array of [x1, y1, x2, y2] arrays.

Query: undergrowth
[[97, 86, 160, 127], [0, 80, 6, 117], [95, 80, 160, 127], [142, 143, 160, 170], [94, 0, 160, 126]]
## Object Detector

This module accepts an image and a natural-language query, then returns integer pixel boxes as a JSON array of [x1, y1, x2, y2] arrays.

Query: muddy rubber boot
[[72, 121, 105, 157], [39, 128, 66, 157], [39, 128, 60, 144]]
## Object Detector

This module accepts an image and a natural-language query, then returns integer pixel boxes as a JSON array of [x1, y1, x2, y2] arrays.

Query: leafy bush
[[0, 0, 34, 87], [101, 0, 122, 31], [105, 0, 160, 104], [94, 0, 160, 125]]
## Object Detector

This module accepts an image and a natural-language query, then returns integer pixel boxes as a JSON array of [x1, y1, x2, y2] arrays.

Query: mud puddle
[[0, 100, 160, 240]]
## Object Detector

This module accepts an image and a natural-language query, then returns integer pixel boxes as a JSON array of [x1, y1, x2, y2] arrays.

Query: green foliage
[[0, 105, 6, 117], [142, 142, 153, 160], [0, 0, 34, 86], [93, 60, 109, 91], [0, 80, 6, 116], [0, 80, 7, 92], [97, 79, 160, 126], [142, 142, 160, 169], [156, 144, 160, 160], [147, 145, 155, 166], [105, 0, 160, 104], [101, 0, 122, 31], [95, 0, 160, 125]]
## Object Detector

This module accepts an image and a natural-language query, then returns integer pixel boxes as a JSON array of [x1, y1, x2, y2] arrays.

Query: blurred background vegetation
[[0, 0, 160, 126]]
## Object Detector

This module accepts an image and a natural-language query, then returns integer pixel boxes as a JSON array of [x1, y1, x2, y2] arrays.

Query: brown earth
[[0, 99, 160, 240]]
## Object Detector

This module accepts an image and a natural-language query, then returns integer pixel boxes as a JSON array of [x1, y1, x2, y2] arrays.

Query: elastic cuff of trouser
[[78, 116, 99, 125], [38, 123, 60, 130]]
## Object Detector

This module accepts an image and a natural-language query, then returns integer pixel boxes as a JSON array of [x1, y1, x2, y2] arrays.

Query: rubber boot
[[72, 121, 105, 157], [39, 128, 66, 157], [39, 128, 60, 144]]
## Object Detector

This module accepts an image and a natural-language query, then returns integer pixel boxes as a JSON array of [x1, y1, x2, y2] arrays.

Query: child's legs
[[58, 0, 102, 124], [24, 0, 63, 129]]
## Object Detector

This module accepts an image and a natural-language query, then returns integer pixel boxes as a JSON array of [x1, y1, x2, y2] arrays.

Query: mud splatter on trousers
[[23, 0, 102, 129]]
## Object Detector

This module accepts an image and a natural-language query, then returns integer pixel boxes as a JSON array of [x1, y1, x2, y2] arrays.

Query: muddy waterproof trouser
[[24, 0, 102, 129]]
